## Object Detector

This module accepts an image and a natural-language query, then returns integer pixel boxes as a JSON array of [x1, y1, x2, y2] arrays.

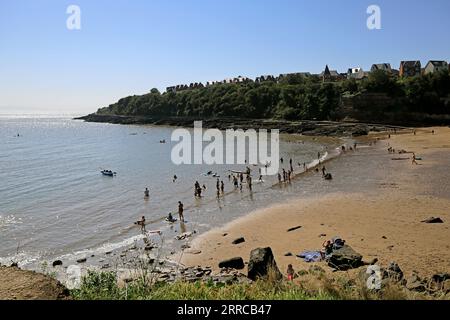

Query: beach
[[180, 127, 450, 279]]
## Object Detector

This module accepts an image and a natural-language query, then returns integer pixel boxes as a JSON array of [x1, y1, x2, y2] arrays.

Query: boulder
[[218, 257, 245, 270], [406, 273, 427, 292], [327, 245, 363, 270], [432, 273, 450, 283], [247, 247, 282, 281], [52, 260, 63, 267], [421, 217, 444, 224], [382, 262, 404, 282], [232, 237, 245, 245]]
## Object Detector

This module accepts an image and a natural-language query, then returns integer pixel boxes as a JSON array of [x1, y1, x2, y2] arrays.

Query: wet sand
[[180, 127, 450, 278]]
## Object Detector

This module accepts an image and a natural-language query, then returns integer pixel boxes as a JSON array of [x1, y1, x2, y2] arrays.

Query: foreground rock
[[421, 217, 444, 224], [219, 257, 245, 270], [327, 245, 363, 270], [247, 247, 282, 281], [0, 266, 71, 300], [232, 237, 245, 245]]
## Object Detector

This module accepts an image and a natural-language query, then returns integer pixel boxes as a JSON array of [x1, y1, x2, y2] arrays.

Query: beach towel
[[297, 251, 322, 262]]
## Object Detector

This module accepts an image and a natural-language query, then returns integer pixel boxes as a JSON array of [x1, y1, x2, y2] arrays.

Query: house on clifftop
[[320, 65, 344, 82], [399, 61, 422, 77], [424, 60, 449, 75]]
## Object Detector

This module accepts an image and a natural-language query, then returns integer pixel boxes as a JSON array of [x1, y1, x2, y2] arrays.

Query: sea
[[0, 115, 352, 273]]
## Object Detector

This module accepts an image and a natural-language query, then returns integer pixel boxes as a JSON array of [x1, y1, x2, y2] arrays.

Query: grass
[[70, 269, 437, 300]]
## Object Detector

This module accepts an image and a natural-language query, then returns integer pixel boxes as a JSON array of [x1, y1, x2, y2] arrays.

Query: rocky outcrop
[[75, 114, 399, 137], [327, 245, 363, 270], [247, 247, 282, 281], [421, 217, 444, 224], [218, 257, 245, 270]]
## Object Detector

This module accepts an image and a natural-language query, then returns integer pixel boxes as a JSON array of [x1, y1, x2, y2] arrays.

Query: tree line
[[97, 70, 450, 121]]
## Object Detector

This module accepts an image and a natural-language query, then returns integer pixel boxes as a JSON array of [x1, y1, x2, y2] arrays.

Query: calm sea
[[0, 115, 344, 268]]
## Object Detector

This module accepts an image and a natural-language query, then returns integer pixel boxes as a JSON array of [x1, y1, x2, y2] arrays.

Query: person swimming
[[173, 175, 178, 182], [166, 212, 177, 223]]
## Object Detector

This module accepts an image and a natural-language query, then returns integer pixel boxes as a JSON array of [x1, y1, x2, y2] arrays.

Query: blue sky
[[0, 0, 449, 114]]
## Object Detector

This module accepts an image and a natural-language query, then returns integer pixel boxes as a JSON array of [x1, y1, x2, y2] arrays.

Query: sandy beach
[[180, 127, 450, 279]]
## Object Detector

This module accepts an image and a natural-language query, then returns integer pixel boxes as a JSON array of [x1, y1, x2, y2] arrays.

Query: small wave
[[0, 251, 42, 268], [0, 215, 23, 228]]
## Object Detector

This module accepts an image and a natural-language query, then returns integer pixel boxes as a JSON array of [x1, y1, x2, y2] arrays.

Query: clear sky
[[1, 0, 449, 115]]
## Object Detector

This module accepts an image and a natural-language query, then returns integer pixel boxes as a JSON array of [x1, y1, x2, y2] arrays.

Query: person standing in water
[[321, 166, 326, 176], [178, 201, 184, 222], [289, 158, 293, 172], [220, 181, 224, 194], [139, 216, 146, 232], [173, 175, 178, 183], [144, 188, 150, 198]]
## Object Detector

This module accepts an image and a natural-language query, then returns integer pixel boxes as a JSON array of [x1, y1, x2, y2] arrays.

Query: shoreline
[[179, 127, 450, 279]]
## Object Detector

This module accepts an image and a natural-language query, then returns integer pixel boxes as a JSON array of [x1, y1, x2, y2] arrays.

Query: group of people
[[138, 187, 185, 232]]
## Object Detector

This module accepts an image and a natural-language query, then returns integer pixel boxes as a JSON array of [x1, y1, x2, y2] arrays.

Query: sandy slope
[[0, 266, 70, 300]]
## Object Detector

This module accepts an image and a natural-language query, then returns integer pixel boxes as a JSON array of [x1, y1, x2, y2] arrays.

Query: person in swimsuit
[[178, 201, 184, 222]]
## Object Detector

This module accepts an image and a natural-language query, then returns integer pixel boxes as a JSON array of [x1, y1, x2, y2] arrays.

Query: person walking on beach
[[321, 166, 326, 176], [278, 173, 282, 183], [282, 169, 286, 182], [412, 153, 418, 165], [178, 201, 184, 222]]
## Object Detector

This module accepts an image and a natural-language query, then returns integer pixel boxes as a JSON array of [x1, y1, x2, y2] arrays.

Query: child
[[287, 264, 295, 281]]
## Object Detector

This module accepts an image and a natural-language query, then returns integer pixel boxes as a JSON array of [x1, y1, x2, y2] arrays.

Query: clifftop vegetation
[[97, 70, 450, 123]]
